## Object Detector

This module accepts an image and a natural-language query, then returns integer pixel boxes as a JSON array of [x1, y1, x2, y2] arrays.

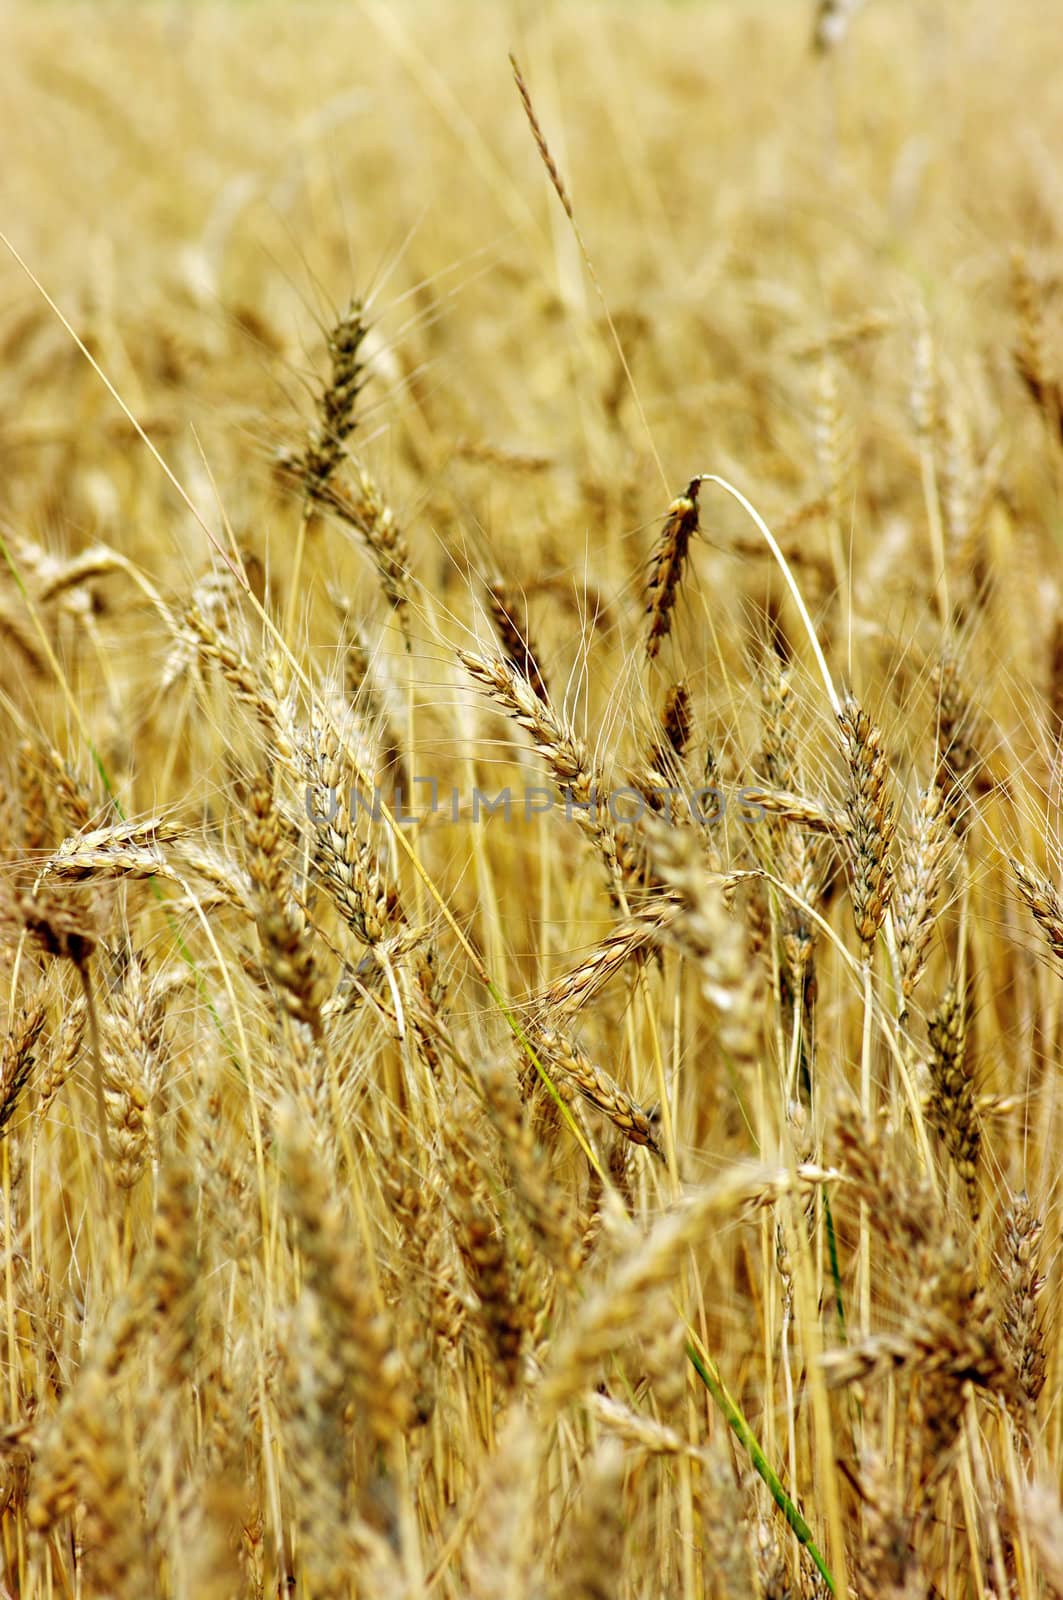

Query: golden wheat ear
[[644, 480, 701, 662]]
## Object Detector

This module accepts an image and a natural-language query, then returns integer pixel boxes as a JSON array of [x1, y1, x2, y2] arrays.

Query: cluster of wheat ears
[[0, 1, 1061, 1596]]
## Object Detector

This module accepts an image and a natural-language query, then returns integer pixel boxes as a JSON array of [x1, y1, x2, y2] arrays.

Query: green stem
[[823, 1188, 846, 1341], [686, 1340, 837, 1596]]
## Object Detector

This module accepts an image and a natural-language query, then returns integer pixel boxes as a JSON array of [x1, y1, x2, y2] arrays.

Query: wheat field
[[1, 1, 1061, 1595]]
